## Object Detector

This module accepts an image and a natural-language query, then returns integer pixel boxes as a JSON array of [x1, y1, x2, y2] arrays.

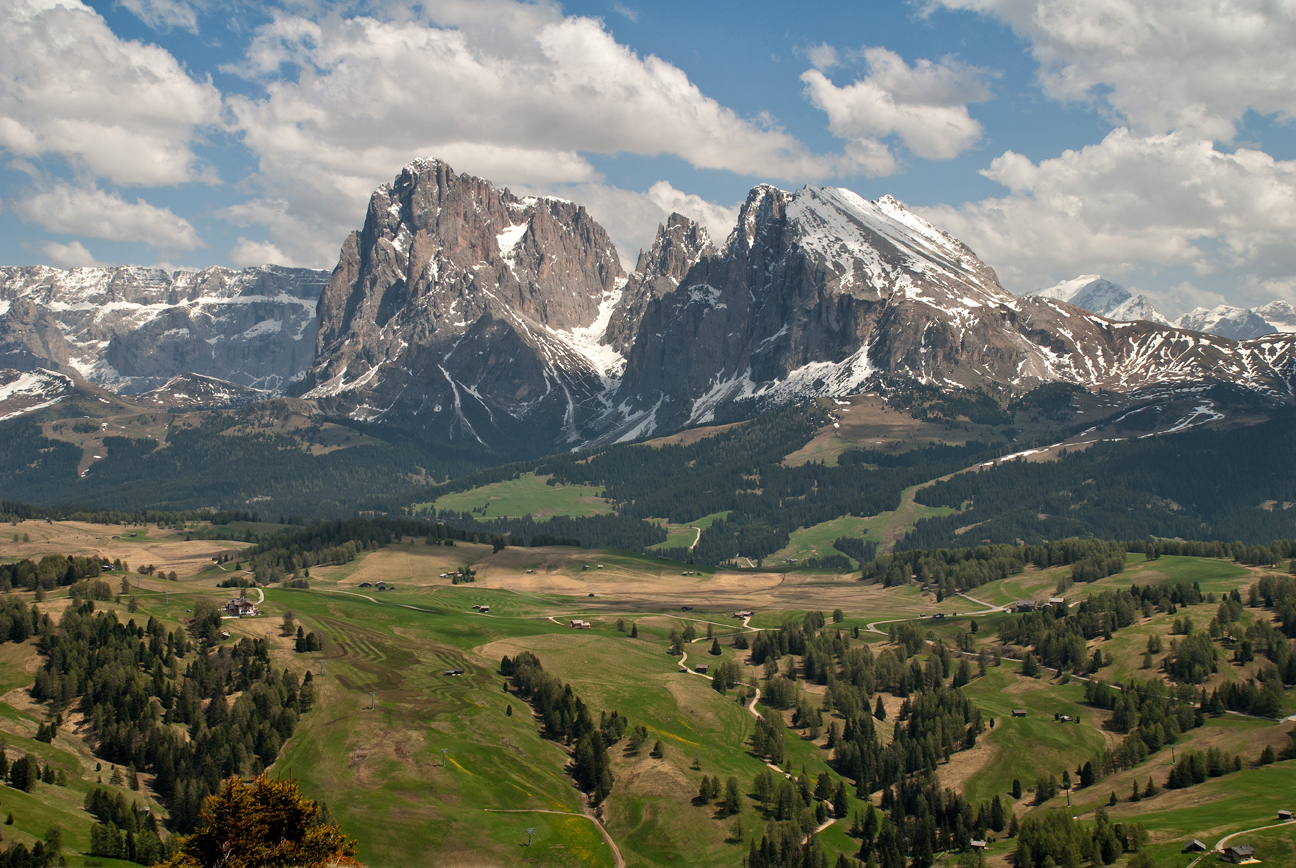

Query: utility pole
[[441, 748, 448, 767], [320, 660, 325, 674], [369, 692, 376, 711], [526, 828, 535, 847]]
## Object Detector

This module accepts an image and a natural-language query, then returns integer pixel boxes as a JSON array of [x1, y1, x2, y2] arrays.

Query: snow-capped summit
[[1176, 302, 1296, 340], [1028, 276, 1170, 326]]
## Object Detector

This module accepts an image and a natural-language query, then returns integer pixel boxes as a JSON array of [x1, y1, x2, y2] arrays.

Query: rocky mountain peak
[[298, 158, 629, 450], [605, 213, 715, 354]]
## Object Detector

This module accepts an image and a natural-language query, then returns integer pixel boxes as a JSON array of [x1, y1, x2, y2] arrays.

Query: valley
[[0, 516, 1293, 868]]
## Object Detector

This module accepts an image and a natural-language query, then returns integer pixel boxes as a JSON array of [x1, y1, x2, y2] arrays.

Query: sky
[[1, 0, 1295, 317]]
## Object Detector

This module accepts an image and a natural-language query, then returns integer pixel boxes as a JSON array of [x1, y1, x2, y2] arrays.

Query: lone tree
[[159, 774, 360, 868]]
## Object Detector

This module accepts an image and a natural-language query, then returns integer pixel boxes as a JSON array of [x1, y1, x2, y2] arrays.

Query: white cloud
[[229, 237, 299, 269], [611, 3, 639, 23], [805, 43, 840, 71], [918, 129, 1296, 302], [119, 0, 199, 33], [40, 240, 103, 268], [801, 47, 992, 172], [0, 0, 220, 187], [934, 0, 1296, 139], [221, 4, 831, 266], [13, 184, 204, 250]]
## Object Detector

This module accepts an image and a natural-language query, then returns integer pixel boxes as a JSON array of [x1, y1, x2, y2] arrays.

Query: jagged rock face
[[608, 184, 1019, 434], [0, 265, 326, 393], [604, 213, 714, 353], [298, 158, 625, 450], [606, 185, 1296, 437]]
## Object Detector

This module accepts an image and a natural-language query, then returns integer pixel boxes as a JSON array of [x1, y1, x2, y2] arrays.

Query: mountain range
[[4, 158, 1296, 456], [0, 264, 326, 393], [1029, 274, 1296, 340]]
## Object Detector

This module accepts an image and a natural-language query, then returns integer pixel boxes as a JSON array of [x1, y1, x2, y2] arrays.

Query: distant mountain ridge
[[0, 264, 328, 393], [1028, 275, 1296, 340]]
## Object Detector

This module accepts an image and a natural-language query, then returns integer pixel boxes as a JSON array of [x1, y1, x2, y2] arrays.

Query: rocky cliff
[[298, 161, 1296, 451], [295, 158, 625, 450], [0, 265, 326, 393]]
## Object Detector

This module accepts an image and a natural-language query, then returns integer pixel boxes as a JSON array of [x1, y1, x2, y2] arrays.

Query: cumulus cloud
[[229, 237, 299, 269], [801, 47, 993, 173], [221, 4, 830, 266], [0, 0, 220, 187], [41, 240, 103, 268], [14, 184, 204, 250], [933, 0, 1296, 139], [918, 129, 1296, 304]]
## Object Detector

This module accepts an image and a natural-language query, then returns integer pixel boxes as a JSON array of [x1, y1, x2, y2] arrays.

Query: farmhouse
[[224, 598, 259, 617], [1048, 596, 1066, 606], [570, 619, 591, 629], [1014, 600, 1037, 612], [1222, 845, 1255, 863]]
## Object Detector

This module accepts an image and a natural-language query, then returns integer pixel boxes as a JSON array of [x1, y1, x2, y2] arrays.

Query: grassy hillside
[[1, 518, 1294, 868]]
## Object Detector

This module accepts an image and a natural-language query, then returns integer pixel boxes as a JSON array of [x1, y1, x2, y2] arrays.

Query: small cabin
[[359, 582, 372, 588], [970, 840, 987, 851], [444, 668, 465, 676], [1182, 840, 1207, 853], [694, 664, 708, 674], [217, 630, 231, 640], [471, 605, 481, 610], [570, 619, 591, 629], [374, 581, 387, 590], [1011, 709, 1027, 717], [933, 612, 946, 621], [1015, 600, 1037, 612], [1279, 810, 1293, 820], [681, 606, 693, 611], [479, 606, 489, 613], [1222, 845, 1254, 863], [1048, 596, 1066, 606]]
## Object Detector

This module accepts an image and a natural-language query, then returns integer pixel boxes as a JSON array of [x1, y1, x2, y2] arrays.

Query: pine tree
[[724, 777, 742, 816]]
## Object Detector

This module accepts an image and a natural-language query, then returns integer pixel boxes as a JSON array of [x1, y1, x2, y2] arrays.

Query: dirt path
[[482, 809, 626, 868], [1207, 823, 1290, 855], [689, 527, 702, 551]]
